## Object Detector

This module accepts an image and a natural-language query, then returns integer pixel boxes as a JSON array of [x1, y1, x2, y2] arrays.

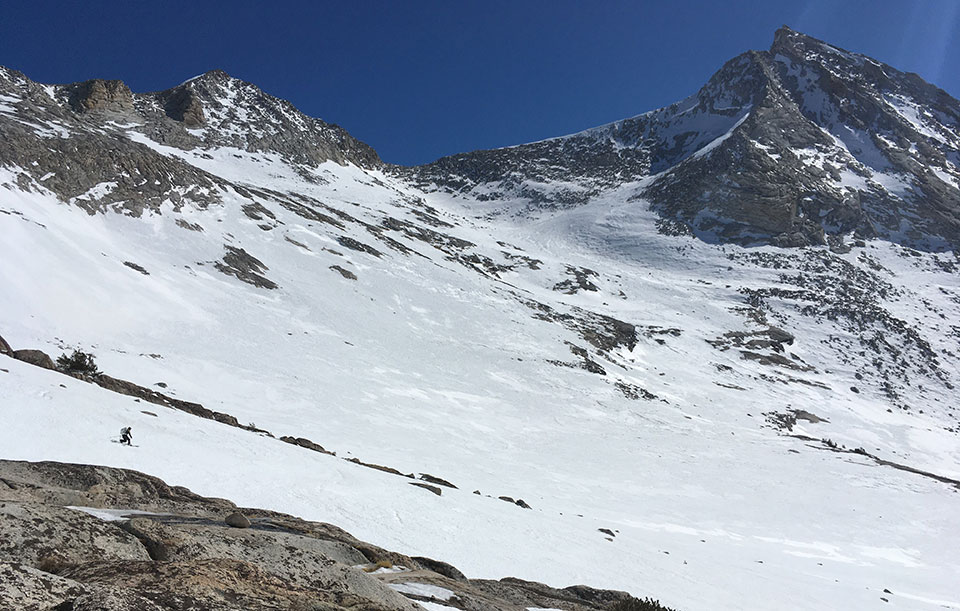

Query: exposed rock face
[[330, 264, 358, 280], [0, 67, 225, 216], [158, 85, 205, 126], [400, 27, 960, 250], [0, 562, 88, 610], [58, 558, 369, 611], [0, 460, 235, 513], [66, 79, 134, 113], [645, 28, 960, 248], [0, 459, 667, 610], [0, 333, 12, 355], [0, 502, 150, 566]]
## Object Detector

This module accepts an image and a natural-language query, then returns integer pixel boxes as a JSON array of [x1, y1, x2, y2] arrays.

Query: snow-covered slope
[[1, 26, 959, 611]]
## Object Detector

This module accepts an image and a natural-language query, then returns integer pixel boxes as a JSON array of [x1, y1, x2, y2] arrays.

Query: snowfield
[[2, 131, 959, 611]]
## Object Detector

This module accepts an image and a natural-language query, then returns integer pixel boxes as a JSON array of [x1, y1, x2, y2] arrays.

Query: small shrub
[[609, 597, 678, 611], [362, 560, 393, 573], [56, 349, 100, 377]]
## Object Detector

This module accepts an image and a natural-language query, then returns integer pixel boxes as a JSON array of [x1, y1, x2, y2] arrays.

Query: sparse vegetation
[[56, 349, 100, 377], [362, 560, 393, 573], [609, 596, 678, 611]]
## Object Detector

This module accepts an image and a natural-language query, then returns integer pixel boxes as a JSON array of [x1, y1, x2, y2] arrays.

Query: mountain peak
[[769, 26, 860, 65], [406, 26, 960, 250], [770, 25, 801, 51]]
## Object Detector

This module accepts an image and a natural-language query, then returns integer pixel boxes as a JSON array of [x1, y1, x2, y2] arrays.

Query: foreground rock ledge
[[0, 460, 674, 611]]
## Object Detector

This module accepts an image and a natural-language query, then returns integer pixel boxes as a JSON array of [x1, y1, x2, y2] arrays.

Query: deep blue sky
[[2, 1, 957, 165]]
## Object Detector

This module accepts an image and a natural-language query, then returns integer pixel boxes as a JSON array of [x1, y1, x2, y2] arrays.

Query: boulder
[[12, 348, 56, 370], [225, 512, 251, 528], [214, 245, 277, 289], [412, 556, 467, 581]]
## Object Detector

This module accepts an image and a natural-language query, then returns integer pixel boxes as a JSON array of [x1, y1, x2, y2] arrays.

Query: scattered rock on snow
[[279, 435, 334, 455], [12, 349, 56, 370], [330, 264, 358, 280], [122, 261, 149, 275], [418, 473, 457, 489], [409, 482, 442, 496], [214, 245, 278, 289]]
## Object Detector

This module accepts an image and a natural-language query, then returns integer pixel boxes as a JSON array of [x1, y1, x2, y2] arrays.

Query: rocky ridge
[[2, 26, 957, 248], [0, 66, 380, 217], [401, 27, 960, 249]]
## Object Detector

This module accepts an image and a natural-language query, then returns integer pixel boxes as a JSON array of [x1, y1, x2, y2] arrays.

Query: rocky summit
[[0, 66, 380, 217], [405, 27, 960, 249], [1, 26, 959, 611]]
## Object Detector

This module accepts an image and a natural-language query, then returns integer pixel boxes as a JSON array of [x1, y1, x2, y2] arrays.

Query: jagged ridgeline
[[404, 27, 960, 250], [2, 26, 958, 248], [0, 66, 381, 216]]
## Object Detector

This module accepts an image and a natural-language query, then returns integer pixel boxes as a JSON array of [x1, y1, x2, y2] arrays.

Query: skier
[[120, 426, 132, 446]]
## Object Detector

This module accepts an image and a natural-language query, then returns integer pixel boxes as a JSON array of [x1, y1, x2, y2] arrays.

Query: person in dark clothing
[[120, 427, 132, 446]]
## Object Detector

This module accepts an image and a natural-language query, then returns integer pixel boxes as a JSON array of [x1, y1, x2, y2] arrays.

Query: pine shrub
[[56, 349, 100, 377], [609, 597, 678, 611]]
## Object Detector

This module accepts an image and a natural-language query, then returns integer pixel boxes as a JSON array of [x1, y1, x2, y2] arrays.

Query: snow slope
[[2, 130, 959, 611]]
